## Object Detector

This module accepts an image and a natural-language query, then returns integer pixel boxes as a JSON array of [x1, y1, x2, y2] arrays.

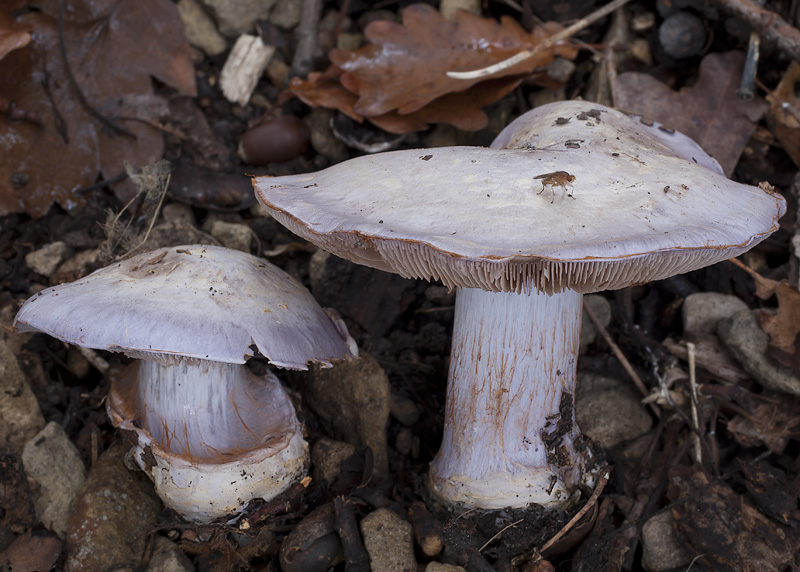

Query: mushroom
[[252, 100, 786, 509], [13, 245, 356, 522]]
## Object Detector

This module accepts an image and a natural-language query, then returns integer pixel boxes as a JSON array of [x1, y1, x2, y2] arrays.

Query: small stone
[[269, 0, 302, 29], [390, 391, 421, 426], [25, 242, 72, 277], [439, 0, 480, 21], [718, 309, 800, 396], [580, 294, 611, 353], [198, 0, 278, 36], [177, 0, 226, 56], [65, 442, 162, 572], [682, 292, 748, 335], [206, 220, 253, 253], [360, 508, 416, 572], [641, 511, 693, 572], [161, 203, 196, 226], [52, 248, 100, 285], [146, 536, 194, 572], [576, 372, 652, 449], [0, 340, 45, 454], [658, 11, 706, 59], [426, 563, 465, 572], [22, 422, 86, 539], [306, 108, 350, 164], [307, 352, 390, 479], [311, 438, 356, 483], [424, 285, 455, 306]]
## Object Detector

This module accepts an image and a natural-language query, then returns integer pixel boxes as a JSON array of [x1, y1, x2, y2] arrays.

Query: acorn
[[238, 115, 310, 165]]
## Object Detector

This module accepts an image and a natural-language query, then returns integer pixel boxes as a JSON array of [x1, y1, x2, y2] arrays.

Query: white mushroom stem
[[429, 287, 587, 509], [108, 358, 308, 522]]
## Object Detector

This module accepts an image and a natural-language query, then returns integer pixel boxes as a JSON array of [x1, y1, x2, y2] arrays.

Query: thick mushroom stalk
[[13, 245, 356, 522], [430, 288, 585, 507], [253, 100, 786, 510], [108, 358, 307, 520]]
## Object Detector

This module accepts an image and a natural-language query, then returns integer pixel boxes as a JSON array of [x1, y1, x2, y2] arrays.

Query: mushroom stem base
[[430, 287, 589, 509]]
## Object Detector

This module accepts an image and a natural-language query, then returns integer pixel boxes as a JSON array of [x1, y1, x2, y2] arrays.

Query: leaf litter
[[0, 0, 196, 217]]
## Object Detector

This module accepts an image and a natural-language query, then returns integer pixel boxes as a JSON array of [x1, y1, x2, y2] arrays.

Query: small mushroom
[[252, 100, 786, 509], [13, 245, 356, 522]]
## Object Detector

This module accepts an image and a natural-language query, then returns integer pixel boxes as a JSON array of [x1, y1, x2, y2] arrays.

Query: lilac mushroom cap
[[13, 244, 356, 522], [253, 100, 786, 509]]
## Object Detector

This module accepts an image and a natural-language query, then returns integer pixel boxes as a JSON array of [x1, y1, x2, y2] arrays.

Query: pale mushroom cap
[[13, 245, 353, 368], [254, 101, 785, 294]]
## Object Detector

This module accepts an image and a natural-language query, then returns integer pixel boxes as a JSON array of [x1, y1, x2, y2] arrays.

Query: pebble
[[269, 0, 302, 30], [306, 108, 350, 164], [0, 339, 45, 454], [641, 511, 693, 572], [440, 0, 480, 21], [25, 241, 72, 277], [198, 0, 278, 36], [176, 0, 226, 56], [146, 536, 194, 572], [718, 309, 800, 396], [682, 292, 747, 335], [576, 372, 652, 449], [65, 442, 162, 572], [311, 438, 356, 484], [360, 508, 416, 572], [22, 422, 86, 539], [306, 351, 390, 479], [205, 220, 253, 253], [426, 564, 465, 572], [658, 11, 706, 59]]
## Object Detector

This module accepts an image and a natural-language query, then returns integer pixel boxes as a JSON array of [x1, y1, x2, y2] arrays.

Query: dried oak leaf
[[329, 3, 576, 118], [760, 280, 800, 360], [0, 532, 61, 572], [767, 60, 800, 168], [0, 0, 196, 217], [0, 6, 31, 62], [727, 396, 800, 454], [614, 50, 767, 177], [669, 466, 798, 571]]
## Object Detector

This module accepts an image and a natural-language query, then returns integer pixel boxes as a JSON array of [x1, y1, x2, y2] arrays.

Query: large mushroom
[[13, 244, 356, 522], [253, 100, 786, 509]]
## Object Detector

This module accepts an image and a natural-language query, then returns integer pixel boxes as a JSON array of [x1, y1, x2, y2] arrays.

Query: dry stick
[[447, 0, 634, 80], [709, 0, 800, 63], [583, 300, 662, 419], [291, 0, 324, 77], [540, 466, 611, 554], [479, 518, 525, 552], [687, 342, 703, 464]]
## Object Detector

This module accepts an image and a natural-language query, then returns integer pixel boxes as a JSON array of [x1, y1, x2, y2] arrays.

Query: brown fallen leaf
[[727, 398, 800, 455], [0, 0, 196, 217], [0, 5, 31, 62], [767, 60, 800, 168], [0, 532, 61, 572], [760, 280, 800, 355], [330, 3, 576, 118], [614, 50, 767, 176]]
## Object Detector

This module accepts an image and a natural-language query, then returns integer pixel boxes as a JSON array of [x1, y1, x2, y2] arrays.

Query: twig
[[291, 0, 324, 77], [334, 497, 370, 572], [687, 342, 703, 464], [479, 518, 525, 552], [709, 0, 800, 62], [540, 466, 611, 553], [447, 0, 633, 80], [58, 0, 135, 139], [75, 171, 128, 195], [583, 300, 662, 419]]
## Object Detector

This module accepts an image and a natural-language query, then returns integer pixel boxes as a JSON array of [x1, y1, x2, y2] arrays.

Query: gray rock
[[198, 0, 278, 36], [718, 309, 800, 396], [641, 511, 693, 572], [682, 292, 748, 335], [581, 294, 611, 353], [311, 438, 356, 483], [206, 220, 253, 253], [269, 0, 302, 29], [0, 340, 45, 454], [25, 242, 72, 277], [306, 108, 350, 164], [306, 352, 390, 480], [576, 372, 652, 449], [360, 508, 416, 572], [65, 442, 162, 572], [146, 536, 194, 572], [177, 0, 226, 56], [22, 422, 86, 538]]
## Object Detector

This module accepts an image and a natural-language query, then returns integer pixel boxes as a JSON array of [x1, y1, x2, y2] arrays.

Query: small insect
[[534, 171, 576, 203]]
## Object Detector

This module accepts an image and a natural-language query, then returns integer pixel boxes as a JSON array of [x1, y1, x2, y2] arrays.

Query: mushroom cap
[[13, 245, 353, 368], [253, 100, 786, 294]]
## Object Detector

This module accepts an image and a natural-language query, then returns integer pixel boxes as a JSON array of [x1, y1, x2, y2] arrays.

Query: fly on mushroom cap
[[13, 245, 356, 522], [252, 100, 786, 510]]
